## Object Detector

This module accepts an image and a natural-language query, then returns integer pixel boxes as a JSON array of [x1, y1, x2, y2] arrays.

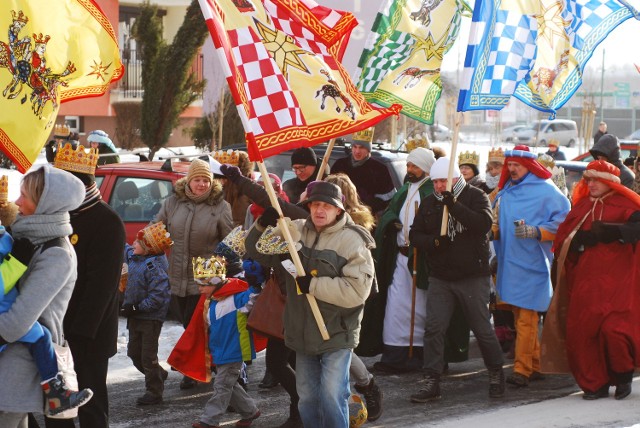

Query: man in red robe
[[551, 160, 640, 400]]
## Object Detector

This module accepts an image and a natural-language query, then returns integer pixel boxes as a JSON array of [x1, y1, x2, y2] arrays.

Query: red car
[[95, 160, 191, 243], [572, 140, 639, 162]]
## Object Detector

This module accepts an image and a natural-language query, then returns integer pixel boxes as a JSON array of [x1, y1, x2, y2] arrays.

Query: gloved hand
[[296, 275, 312, 294], [591, 221, 622, 243], [219, 164, 242, 183], [120, 304, 138, 317], [258, 206, 280, 228], [392, 221, 403, 231], [515, 223, 540, 240], [441, 191, 456, 208], [433, 235, 451, 250], [10, 238, 36, 266], [569, 230, 598, 252]]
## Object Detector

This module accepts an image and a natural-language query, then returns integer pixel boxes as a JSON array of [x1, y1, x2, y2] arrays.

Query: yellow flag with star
[[0, 1, 122, 172]]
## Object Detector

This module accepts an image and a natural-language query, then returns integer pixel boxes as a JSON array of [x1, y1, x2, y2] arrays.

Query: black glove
[[569, 230, 598, 252], [219, 164, 242, 183], [433, 235, 451, 250], [392, 221, 403, 231], [441, 191, 456, 208], [10, 238, 35, 266], [591, 221, 622, 243], [258, 206, 280, 228], [296, 275, 312, 294], [120, 304, 138, 317]]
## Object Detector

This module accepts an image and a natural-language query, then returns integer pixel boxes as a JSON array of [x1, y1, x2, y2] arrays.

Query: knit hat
[[352, 141, 372, 151], [299, 181, 345, 210], [187, 159, 212, 183], [429, 157, 461, 180], [87, 130, 117, 153], [291, 147, 317, 167], [407, 147, 436, 174]]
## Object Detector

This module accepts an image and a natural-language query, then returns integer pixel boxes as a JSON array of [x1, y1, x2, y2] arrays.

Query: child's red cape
[[167, 278, 267, 382]]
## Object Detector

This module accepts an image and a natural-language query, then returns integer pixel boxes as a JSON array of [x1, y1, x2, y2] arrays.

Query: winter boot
[[488, 366, 505, 398], [354, 377, 383, 421], [410, 373, 441, 403], [42, 373, 93, 416], [258, 370, 280, 389], [615, 371, 634, 400]]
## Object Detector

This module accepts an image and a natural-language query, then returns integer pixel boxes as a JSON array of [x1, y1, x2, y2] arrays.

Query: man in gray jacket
[[246, 181, 375, 428]]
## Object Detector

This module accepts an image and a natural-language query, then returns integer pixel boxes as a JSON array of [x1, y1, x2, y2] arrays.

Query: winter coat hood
[[173, 176, 225, 205], [35, 164, 85, 215], [590, 134, 621, 162]]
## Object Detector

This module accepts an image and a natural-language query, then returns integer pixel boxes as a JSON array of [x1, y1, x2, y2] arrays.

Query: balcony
[[113, 49, 204, 100]]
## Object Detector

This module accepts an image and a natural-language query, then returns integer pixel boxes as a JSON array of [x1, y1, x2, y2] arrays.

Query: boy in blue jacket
[[190, 255, 261, 428], [121, 222, 172, 405]]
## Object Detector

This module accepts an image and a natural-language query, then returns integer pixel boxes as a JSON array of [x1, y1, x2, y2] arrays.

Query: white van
[[514, 119, 578, 147]]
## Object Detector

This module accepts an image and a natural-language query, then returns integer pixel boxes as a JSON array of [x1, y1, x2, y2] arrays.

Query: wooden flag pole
[[256, 161, 330, 340], [440, 112, 463, 236], [315, 138, 336, 180]]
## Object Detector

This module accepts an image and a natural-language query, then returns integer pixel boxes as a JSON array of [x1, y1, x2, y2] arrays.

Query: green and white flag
[[355, 0, 470, 124]]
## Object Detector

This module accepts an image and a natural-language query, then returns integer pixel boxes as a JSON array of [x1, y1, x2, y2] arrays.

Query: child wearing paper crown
[[121, 222, 172, 405]]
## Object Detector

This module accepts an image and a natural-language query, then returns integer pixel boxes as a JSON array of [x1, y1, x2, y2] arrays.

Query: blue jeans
[[296, 348, 352, 428]]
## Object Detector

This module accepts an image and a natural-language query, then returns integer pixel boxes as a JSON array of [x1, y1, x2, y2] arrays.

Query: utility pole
[[599, 49, 605, 122]]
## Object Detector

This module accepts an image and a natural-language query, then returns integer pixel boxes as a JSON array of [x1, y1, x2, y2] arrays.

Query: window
[[109, 177, 173, 222]]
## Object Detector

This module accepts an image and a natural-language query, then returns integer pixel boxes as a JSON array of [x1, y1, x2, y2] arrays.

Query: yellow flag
[[0, 1, 122, 172]]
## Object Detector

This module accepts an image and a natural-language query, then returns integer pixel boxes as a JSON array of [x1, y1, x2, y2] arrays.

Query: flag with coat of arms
[[0, 0, 123, 172], [458, 0, 640, 117], [355, 0, 471, 124], [198, 0, 400, 162]]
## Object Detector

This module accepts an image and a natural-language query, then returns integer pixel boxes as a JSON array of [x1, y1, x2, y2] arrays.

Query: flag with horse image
[[0, 0, 123, 172], [198, 0, 400, 162], [355, 0, 470, 125]]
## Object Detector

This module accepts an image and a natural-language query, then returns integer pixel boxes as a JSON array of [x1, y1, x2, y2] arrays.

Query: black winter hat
[[291, 147, 317, 167]]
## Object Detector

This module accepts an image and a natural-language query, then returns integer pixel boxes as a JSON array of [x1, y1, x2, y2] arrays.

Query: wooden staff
[[409, 200, 419, 359], [256, 161, 330, 340], [315, 138, 336, 180], [440, 112, 464, 236]]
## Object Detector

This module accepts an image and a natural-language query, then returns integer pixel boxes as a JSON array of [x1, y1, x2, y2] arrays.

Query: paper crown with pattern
[[137, 222, 173, 254], [212, 149, 239, 166], [255, 225, 302, 255], [537, 153, 556, 169], [458, 150, 479, 166], [406, 133, 431, 152], [0, 176, 8, 204], [53, 123, 71, 138], [352, 127, 375, 143], [221, 226, 248, 258], [54, 143, 99, 175], [192, 255, 227, 280], [488, 147, 505, 163]]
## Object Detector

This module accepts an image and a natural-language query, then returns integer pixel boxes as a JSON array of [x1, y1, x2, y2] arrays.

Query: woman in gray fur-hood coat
[[0, 165, 85, 424]]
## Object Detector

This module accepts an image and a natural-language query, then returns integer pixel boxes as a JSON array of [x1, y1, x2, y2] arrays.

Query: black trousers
[[127, 318, 165, 397], [265, 338, 298, 416]]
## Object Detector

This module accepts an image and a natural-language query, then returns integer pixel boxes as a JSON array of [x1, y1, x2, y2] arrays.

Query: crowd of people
[[0, 128, 638, 428]]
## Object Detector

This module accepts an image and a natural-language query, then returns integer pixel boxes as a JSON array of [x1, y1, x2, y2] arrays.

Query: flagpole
[[316, 138, 336, 180], [440, 112, 463, 236], [256, 160, 330, 341]]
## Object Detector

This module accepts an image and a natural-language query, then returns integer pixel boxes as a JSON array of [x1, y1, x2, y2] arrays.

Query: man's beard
[[407, 173, 424, 183]]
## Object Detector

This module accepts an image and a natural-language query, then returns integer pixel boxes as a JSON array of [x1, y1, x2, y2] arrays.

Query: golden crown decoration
[[54, 143, 99, 175], [53, 123, 71, 138], [458, 150, 480, 166], [406, 133, 431, 152], [352, 127, 375, 143], [256, 225, 301, 255], [212, 149, 239, 166], [137, 222, 173, 254], [11, 10, 28, 24], [221, 226, 248, 258], [192, 255, 227, 280], [537, 153, 556, 169], [0, 176, 8, 204], [488, 147, 505, 163]]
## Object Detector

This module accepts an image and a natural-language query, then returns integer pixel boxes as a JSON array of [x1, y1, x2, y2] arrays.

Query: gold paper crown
[[0, 176, 8, 204], [137, 222, 173, 254], [406, 133, 431, 152], [488, 147, 505, 163], [212, 149, 239, 166], [221, 226, 248, 258], [54, 143, 99, 175], [352, 127, 375, 143], [11, 10, 28, 24], [53, 123, 70, 138], [458, 150, 479, 166], [255, 225, 302, 255], [537, 153, 556, 169], [192, 255, 227, 280]]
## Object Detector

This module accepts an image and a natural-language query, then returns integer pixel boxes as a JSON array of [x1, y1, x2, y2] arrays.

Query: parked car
[[571, 140, 639, 162], [95, 160, 191, 243], [514, 119, 578, 147], [626, 129, 640, 141], [502, 124, 529, 142]]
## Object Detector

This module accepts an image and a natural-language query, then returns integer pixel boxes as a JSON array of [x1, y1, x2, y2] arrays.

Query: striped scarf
[[70, 182, 102, 217], [434, 178, 467, 240]]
